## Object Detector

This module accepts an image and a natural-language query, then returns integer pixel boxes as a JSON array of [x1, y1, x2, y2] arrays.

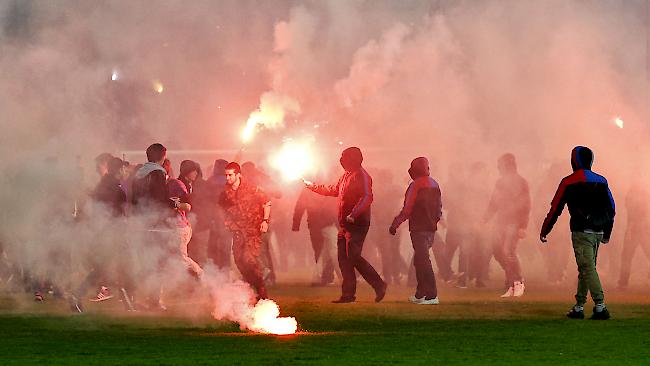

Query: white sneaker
[[500, 286, 514, 298], [409, 295, 424, 304], [419, 297, 440, 305], [513, 281, 525, 297]]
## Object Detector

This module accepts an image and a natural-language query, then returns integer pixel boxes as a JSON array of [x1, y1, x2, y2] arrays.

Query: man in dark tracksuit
[[485, 153, 531, 298], [617, 180, 650, 289], [540, 146, 615, 320], [390, 157, 442, 304], [306, 147, 387, 303], [292, 187, 338, 285]]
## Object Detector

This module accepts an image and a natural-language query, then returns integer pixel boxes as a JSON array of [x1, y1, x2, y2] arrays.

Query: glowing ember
[[613, 116, 624, 129], [248, 299, 297, 335], [153, 81, 164, 93], [269, 138, 317, 182], [111, 70, 119, 81]]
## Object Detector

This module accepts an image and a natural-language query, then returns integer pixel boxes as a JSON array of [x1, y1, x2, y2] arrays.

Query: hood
[[135, 162, 166, 180], [340, 147, 363, 172], [571, 146, 593, 171], [179, 160, 199, 177], [408, 157, 430, 180]]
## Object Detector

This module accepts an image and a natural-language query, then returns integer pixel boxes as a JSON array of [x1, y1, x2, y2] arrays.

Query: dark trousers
[[618, 226, 650, 288], [337, 226, 384, 298], [410, 231, 438, 299], [309, 227, 336, 283]]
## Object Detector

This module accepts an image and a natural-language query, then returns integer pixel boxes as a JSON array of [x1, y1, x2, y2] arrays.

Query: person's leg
[[177, 226, 203, 276], [617, 227, 637, 288], [572, 232, 604, 306], [336, 228, 357, 299], [346, 227, 384, 292], [432, 233, 452, 281], [504, 225, 523, 284], [491, 227, 510, 288], [411, 231, 437, 299], [232, 231, 266, 299]]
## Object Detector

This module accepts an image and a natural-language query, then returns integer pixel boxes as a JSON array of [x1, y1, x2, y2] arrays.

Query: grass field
[[1, 281, 650, 365]]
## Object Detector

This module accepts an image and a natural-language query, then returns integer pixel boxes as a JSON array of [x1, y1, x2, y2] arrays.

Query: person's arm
[[292, 189, 308, 231], [518, 179, 531, 231], [307, 176, 342, 197], [602, 183, 616, 243], [255, 187, 271, 233], [540, 179, 569, 242], [390, 182, 418, 234], [348, 171, 373, 222]]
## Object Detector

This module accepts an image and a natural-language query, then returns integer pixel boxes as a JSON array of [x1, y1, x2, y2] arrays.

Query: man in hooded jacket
[[305, 147, 387, 303], [540, 146, 615, 320], [389, 157, 442, 304]]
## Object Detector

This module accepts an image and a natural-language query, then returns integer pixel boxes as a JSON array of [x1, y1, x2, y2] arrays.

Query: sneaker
[[332, 296, 355, 303], [566, 305, 584, 319], [513, 281, 525, 297], [590, 304, 610, 320], [89, 286, 113, 302], [419, 297, 440, 305], [500, 286, 514, 298], [409, 295, 424, 304], [375, 282, 388, 303], [34, 291, 44, 302]]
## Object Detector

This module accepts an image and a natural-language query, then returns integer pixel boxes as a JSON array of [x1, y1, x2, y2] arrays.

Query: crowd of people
[[0, 142, 632, 320]]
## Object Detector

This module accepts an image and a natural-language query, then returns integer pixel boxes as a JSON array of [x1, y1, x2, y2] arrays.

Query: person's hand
[[346, 215, 355, 224], [260, 221, 269, 233], [517, 229, 527, 239], [389, 226, 397, 235], [302, 178, 314, 188], [540, 235, 548, 243]]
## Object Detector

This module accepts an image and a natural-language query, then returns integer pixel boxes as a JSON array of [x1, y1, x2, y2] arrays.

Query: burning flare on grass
[[241, 92, 300, 143], [269, 137, 317, 182], [249, 299, 298, 335], [613, 116, 624, 129]]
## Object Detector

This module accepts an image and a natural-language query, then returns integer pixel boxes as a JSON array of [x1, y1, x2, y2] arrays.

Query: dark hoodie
[[310, 147, 373, 227], [391, 157, 442, 232], [541, 146, 615, 240]]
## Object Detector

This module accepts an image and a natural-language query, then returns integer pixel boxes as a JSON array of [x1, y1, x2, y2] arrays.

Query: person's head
[[497, 153, 517, 176], [570, 146, 594, 171], [146, 143, 167, 165], [179, 160, 200, 182], [212, 159, 228, 178], [95, 153, 114, 177], [340, 147, 363, 172], [408, 157, 430, 180], [224, 162, 242, 186], [241, 161, 256, 177], [107, 157, 127, 180]]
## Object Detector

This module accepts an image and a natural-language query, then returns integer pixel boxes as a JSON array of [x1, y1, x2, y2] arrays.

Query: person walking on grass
[[540, 146, 615, 320]]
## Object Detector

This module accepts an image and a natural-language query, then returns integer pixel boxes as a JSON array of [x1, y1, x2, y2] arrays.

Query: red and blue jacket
[[391, 176, 442, 233], [541, 147, 615, 240]]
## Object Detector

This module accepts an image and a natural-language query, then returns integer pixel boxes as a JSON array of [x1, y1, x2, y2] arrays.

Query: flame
[[613, 116, 624, 129], [241, 92, 300, 143], [153, 81, 164, 93], [249, 299, 297, 335], [269, 138, 317, 182], [111, 70, 119, 81]]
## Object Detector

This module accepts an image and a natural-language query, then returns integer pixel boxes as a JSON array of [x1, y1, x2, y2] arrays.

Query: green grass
[[1, 283, 650, 365]]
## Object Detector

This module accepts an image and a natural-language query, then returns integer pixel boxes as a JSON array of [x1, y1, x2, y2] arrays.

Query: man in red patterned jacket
[[305, 147, 387, 303]]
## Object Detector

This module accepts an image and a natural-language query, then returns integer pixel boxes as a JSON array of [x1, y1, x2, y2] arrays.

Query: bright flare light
[[111, 70, 119, 81], [613, 116, 624, 129], [241, 92, 300, 143], [153, 81, 164, 93], [269, 138, 317, 182], [249, 299, 297, 335]]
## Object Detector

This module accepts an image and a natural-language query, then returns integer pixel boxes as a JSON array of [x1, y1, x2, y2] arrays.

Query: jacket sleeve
[[310, 176, 341, 197], [349, 171, 373, 219], [391, 182, 417, 229], [540, 179, 568, 237], [603, 183, 616, 241], [292, 189, 308, 230], [484, 181, 500, 222], [151, 171, 175, 208]]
